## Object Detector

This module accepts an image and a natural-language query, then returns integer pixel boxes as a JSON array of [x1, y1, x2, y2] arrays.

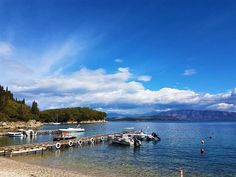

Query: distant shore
[[0, 157, 89, 177]]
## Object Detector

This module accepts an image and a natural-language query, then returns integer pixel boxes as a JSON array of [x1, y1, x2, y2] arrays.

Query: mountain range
[[108, 110, 236, 121]]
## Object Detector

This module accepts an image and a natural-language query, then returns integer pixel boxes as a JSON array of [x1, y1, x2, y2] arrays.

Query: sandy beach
[[0, 157, 89, 177]]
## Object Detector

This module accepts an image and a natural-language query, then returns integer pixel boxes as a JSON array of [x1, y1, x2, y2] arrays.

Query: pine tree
[[31, 100, 39, 114]]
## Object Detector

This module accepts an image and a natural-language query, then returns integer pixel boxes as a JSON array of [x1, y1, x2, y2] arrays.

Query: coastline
[[0, 157, 89, 177]]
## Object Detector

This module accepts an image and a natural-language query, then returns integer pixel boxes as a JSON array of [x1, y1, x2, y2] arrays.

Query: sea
[[0, 121, 236, 177]]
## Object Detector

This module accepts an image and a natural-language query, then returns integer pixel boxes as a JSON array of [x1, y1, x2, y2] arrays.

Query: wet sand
[[0, 157, 89, 177]]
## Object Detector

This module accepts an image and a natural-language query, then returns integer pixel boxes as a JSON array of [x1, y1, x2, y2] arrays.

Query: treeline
[[40, 107, 107, 123], [0, 85, 39, 121], [0, 85, 107, 122]]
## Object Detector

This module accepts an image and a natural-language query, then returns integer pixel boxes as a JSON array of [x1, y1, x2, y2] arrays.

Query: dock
[[0, 129, 59, 136], [0, 132, 122, 157]]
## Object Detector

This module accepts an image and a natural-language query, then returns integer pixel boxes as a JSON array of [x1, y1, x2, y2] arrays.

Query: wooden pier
[[0, 132, 122, 157], [0, 130, 59, 136]]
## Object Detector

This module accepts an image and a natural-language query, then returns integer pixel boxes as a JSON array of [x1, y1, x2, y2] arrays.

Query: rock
[[0, 122, 7, 127]]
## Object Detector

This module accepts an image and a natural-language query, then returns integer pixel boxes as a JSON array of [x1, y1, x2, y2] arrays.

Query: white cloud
[[0, 36, 84, 84], [207, 103, 235, 111], [9, 66, 236, 114], [0, 42, 13, 56], [1, 40, 235, 115], [183, 69, 197, 76], [114, 58, 123, 63], [138, 75, 152, 82]]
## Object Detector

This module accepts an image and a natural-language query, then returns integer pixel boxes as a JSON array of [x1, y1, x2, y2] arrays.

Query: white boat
[[51, 122, 61, 125], [59, 127, 85, 132], [59, 124, 85, 132], [111, 134, 141, 147], [8, 132, 24, 137]]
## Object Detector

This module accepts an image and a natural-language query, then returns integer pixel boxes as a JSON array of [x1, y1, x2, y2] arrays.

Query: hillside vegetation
[[0, 85, 106, 122]]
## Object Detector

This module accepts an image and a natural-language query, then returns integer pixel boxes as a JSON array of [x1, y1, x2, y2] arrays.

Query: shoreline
[[0, 157, 90, 177]]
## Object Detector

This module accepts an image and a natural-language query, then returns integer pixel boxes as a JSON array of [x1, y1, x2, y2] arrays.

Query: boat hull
[[8, 132, 24, 137], [59, 128, 85, 132]]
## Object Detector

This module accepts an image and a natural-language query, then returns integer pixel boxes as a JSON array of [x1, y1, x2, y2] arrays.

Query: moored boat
[[51, 122, 61, 125], [53, 135, 76, 141], [59, 124, 85, 132], [111, 134, 141, 147], [58, 127, 85, 132], [8, 132, 24, 137]]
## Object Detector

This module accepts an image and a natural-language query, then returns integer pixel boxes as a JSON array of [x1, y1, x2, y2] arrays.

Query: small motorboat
[[111, 134, 141, 147], [8, 132, 24, 137], [58, 127, 85, 132], [53, 135, 76, 141], [146, 132, 161, 141], [51, 122, 61, 125], [59, 124, 85, 132], [124, 131, 160, 141]]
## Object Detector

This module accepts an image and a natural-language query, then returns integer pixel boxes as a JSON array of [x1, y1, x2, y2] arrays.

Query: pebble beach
[[0, 157, 89, 177]]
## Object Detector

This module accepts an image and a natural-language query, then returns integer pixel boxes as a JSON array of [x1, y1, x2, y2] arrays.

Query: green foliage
[[0, 85, 107, 122], [39, 107, 107, 123], [0, 85, 39, 122], [31, 100, 39, 114]]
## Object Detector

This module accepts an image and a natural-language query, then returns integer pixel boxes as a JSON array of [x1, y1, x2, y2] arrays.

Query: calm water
[[1, 121, 236, 177]]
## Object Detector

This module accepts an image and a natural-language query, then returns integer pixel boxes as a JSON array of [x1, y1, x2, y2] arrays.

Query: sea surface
[[1, 121, 236, 177]]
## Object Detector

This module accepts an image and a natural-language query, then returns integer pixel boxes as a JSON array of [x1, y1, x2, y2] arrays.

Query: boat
[[51, 114, 61, 125], [51, 122, 61, 125], [58, 127, 85, 132], [8, 132, 24, 137], [59, 124, 85, 132], [53, 135, 76, 141], [124, 131, 160, 141], [146, 132, 161, 141], [111, 134, 141, 147]]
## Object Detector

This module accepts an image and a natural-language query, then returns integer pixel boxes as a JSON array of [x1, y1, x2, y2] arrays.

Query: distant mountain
[[108, 110, 236, 121]]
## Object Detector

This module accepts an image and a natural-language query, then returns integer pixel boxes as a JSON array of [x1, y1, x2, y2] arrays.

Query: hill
[[109, 110, 236, 121], [39, 107, 107, 123], [0, 85, 39, 122], [0, 85, 107, 123]]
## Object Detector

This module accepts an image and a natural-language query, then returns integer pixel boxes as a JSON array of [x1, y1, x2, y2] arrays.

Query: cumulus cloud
[[183, 69, 197, 76], [137, 75, 152, 82], [114, 58, 123, 63], [1, 40, 235, 115], [8, 66, 236, 115]]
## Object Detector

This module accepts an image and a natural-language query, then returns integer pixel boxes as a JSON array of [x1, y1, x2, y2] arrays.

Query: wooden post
[[180, 169, 184, 177]]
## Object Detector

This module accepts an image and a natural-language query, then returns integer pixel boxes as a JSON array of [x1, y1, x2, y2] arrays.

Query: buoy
[[90, 138, 95, 144], [68, 140, 73, 147], [200, 148, 205, 154], [55, 142, 61, 149], [201, 139, 204, 144], [78, 140, 83, 146]]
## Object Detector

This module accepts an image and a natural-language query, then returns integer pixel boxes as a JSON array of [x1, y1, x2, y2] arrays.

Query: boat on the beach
[[8, 132, 24, 137]]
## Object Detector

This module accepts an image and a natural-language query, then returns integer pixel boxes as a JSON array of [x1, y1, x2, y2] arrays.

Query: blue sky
[[0, 0, 236, 115]]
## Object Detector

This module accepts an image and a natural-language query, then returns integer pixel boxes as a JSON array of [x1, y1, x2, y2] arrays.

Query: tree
[[31, 100, 39, 114]]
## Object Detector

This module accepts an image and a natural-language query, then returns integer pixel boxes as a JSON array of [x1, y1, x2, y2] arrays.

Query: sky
[[0, 0, 236, 115]]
